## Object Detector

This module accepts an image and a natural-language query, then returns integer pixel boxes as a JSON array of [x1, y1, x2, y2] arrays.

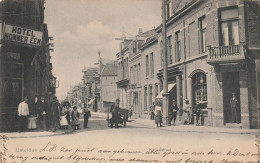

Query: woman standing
[[154, 100, 163, 128], [182, 99, 191, 125], [83, 103, 91, 128]]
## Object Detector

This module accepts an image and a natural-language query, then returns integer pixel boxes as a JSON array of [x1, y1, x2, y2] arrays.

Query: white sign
[[3, 24, 43, 46]]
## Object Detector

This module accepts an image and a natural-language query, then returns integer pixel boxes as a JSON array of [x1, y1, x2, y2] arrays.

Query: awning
[[156, 83, 176, 99], [88, 98, 95, 105]]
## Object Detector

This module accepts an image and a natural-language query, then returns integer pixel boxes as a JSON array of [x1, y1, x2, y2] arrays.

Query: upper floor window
[[146, 55, 149, 77], [166, 1, 172, 20], [133, 41, 137, 54], [199, 16, 206, 53], [160, 41, 163, 67], [138, 63, 141, 84], [175, 31, 181, 62], [220, 7, 239, 46], [150, 53, 154, 76], [167, 35, 173, 64]]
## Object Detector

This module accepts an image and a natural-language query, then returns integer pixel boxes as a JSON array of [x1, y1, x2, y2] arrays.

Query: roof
[[137, 29, 156, 38], [173, 0, 195, 14], [101, 61, 118, 76], [100, 58, 112, 65], [82, 67, 98, 76]]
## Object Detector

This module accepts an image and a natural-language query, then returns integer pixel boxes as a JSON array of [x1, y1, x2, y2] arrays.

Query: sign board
[[3, 24, 43, 46], [50, 78, 59, 88]]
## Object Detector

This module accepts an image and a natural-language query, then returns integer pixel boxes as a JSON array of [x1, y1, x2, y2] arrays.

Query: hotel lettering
[[3, 24, 43, 46]]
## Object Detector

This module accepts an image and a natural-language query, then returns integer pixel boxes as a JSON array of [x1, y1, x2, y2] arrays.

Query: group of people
[[149, 98, 204, 127], [17, 95, 91, 132]]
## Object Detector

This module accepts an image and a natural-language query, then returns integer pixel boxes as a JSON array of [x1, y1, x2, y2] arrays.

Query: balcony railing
[[207, 44, 246, 65]]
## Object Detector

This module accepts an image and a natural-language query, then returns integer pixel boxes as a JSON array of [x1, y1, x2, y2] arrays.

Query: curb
[[131, 121, 260, 135]]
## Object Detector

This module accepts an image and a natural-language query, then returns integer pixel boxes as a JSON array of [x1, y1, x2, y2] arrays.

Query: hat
[[116, 98, 120, 102], [172, 99, 175, 102], [184, 99, 189, 101]]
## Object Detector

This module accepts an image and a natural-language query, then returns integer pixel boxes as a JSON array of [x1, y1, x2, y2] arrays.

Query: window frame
[[199, 15, 206, 53], [218, 6, 239, 46]]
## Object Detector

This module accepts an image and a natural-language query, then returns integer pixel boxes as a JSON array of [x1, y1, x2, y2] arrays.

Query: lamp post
[[161, 0, 169, 125]]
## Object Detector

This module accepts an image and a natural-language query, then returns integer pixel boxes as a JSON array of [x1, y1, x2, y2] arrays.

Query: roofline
[[155, 0, 202, 33]]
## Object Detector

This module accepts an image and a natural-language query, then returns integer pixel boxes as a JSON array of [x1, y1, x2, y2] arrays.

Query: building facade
[[100, 61, 118, 113], [155, 0, 260, 129], [0, 0, 55, 131]]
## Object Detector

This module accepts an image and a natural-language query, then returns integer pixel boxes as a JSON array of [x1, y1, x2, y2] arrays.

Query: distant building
[[100, 61, 118, 113]]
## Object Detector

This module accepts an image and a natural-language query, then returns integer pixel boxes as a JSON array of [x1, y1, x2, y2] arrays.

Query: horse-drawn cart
[[107, 108, 129, 127]]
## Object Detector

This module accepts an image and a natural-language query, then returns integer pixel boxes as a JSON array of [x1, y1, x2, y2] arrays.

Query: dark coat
[[50, 100, 60, 119], [194, 103, 202, 114]]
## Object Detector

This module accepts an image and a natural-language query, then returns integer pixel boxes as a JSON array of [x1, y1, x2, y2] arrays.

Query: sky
[[44, 0, 161, 100]]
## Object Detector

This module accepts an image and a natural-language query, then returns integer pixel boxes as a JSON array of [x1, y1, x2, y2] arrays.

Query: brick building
[[155, 0, 260, 129], [0, 0, 55, 131]]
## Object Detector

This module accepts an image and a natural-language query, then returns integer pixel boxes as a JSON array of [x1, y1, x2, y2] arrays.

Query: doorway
[[222, 72, 241, 124]]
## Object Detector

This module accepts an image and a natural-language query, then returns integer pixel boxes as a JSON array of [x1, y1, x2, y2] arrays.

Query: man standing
[[50, 96, 60, 132], [169, 99, 179, 126], [230, 93, 239, 123], [110, 98, 120, 128], [150, 102, 155, 120], [83, 103, 91, 128], [38, 96, 48, 130], [194, 100, 202, 126], [18, 97, 29, 132]]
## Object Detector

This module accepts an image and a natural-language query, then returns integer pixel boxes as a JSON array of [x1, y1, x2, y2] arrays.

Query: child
[[71, 106, 80, 130], [28, 115, 37, 131], [60, 108, 68, 129]]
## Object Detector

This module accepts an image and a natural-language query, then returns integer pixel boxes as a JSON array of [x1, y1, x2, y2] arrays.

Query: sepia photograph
[[0, 0, 259, 162]]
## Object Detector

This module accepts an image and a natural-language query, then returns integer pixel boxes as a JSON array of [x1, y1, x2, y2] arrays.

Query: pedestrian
[[129, 106, 133, 120], [50, 96, 61, 132], [182, 99, 191, 125], [71, 106, 80, 130], [36, 96, 45, 130], [150, 102, 155, 120], [60, 107, 68, 129], [230, 92, 239, 123], [17, 97, 29, 132], [169, 99, 179, 126], [154, 100, 163, 127], [39, 96, 48, 131], [63, 102, 71, 125], [194, 100, 202, 126], [110, 98, 120, 128], [83, 103, 91, 128]]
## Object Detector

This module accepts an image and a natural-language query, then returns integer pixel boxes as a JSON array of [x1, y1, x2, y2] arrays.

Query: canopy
[[156, 83, 176, 99], [88, 98, 95, 105]]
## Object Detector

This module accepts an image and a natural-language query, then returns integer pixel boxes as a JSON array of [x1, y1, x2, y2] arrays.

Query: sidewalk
[[131, 118, 260, 135], [2, 128, 74, 139]]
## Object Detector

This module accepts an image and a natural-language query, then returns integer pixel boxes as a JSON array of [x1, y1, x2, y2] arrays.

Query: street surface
[[1, 112, 259, 163]]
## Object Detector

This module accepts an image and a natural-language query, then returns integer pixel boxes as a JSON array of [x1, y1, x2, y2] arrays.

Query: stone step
[[225, 123, 242, 128]]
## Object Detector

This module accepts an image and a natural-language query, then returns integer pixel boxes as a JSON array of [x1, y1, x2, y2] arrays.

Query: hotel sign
[[3, 24, 43, 46]]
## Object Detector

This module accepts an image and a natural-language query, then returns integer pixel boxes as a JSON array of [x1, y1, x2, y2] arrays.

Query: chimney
[[138, 28, 142, 35]]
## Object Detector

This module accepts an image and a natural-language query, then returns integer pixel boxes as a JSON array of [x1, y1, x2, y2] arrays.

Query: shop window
[[192, 72, 207, 102]]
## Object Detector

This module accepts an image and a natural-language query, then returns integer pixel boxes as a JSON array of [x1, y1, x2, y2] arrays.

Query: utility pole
[[161, 0, 169, 125]]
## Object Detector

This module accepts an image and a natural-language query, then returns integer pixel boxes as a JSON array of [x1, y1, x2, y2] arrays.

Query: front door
[[222, 72, 241, 124]]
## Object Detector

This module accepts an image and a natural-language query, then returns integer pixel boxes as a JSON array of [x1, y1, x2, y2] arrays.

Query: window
[[134, 65, 137, 84], [149, 85, 153, 107], [144, 86, 148, 111], [166, 1, 172, 20], [220, 7, 239, 46], [130, 67, 133, 84], [133, 41, 137, 53], [175, 31, 181, 62], [160, 41, 164, 67], [150, 53, 154, 76], [167, 35, 173, 64], [146, 55, 149, 77], [155, 84, 158, 99], [138, 63, 141, 84], [192, 72, 207, 102], [199, 16, 206, 53]]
